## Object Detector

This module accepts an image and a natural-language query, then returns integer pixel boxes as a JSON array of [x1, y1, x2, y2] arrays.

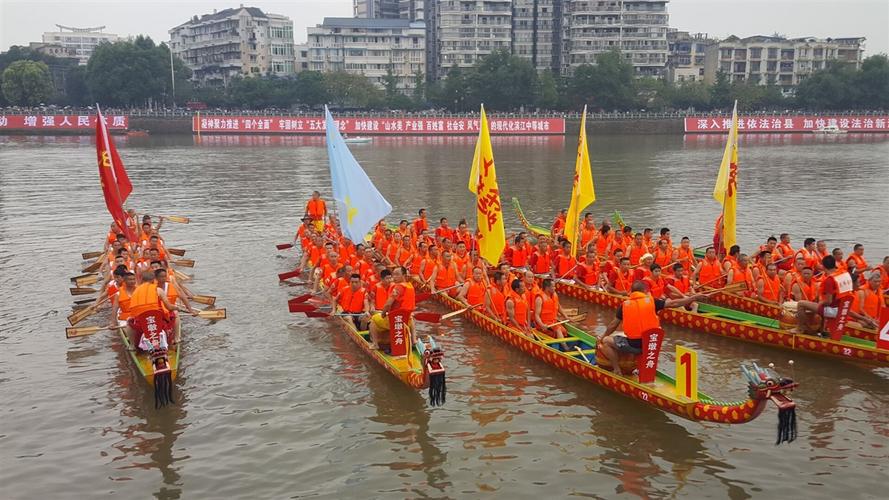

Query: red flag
[[96, 111, 136, 241], [97, 110, 132, 203]]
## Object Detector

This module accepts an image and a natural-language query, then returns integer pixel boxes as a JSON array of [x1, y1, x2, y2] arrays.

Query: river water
[[1, 133, 887, 499]]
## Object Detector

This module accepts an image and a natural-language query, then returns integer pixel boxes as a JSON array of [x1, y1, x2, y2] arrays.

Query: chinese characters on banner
[[193, 116, 566, 135], [685, 115, 889, 133], [637, 328, 665, 384], [0, 114, 128, 130], [389, 311, 408, 357]]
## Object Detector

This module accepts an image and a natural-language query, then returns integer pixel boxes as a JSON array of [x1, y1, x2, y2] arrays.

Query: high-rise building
[[703, 35, 866, 94], [354, 0, 400, 19], [305, 17, 426, 94], [169, 6, 296, 87], [512, 0, 561, 72], [433, 0, 513, 79], [41, 25, 120, 65], [561, 0, 669, 77]]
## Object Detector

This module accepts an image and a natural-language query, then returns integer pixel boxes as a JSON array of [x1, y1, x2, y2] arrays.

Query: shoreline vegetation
[[1, 38, 887, 115]]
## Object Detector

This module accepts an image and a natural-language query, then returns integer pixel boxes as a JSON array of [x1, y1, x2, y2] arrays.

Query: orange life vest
[[338, 286, 367, 313], [434, 261, 458, 289], [128, 282, 162, 318], [621, 292, 660, 340], [580, 227, 597, 250], [654, 249, 672, 268], [611, 269, 632, 293], [595, 233, 613, 256], [857, 283, 883, 319], [628, 244, 646, 266], [117, 286, 135, 320], [453, 252, 470, 276], [577, 258, 599, 286], [776, 242, 794, 270], [794, 278, 819, 301], [410, 252, 426, 276], [531, 250, 552, 275], [508, 290, 529, 327], [846, 253, 868, 271], [159, 280, 179, 313], [676, 246, 695, 272], [465, 278, 486, 306], [538, 291, 560, 325], [306, 199, 326, 220], [698, 258, 723, 287], [555, 253, 576, 278], [644, 276, 666, 299], [391, 282, 416, 312], [373, 283, 389, 310], [667, 275, 690, 295], [760, 274, 782, 303], [796, 248, 818, 270], [731, 264, 755, 295], [488, 285, 506, 321]]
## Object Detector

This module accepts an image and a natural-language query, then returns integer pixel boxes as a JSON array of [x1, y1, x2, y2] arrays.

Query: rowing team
[[98, 213, 200, 349]]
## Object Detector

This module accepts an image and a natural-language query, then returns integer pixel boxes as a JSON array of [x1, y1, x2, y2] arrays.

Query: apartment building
[[169, 6, 296, 87], [511, 0, 561, 72], [703, 35, 865, 94], [433, 0, 513, 78], [305, 17, 426, 93], [666, 30, 714, 83], [561, 0, 669, 77], [41, 25, 120, 65]]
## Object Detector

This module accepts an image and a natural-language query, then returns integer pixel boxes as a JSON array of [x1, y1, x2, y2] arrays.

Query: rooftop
[[319, 17, 422, 29]]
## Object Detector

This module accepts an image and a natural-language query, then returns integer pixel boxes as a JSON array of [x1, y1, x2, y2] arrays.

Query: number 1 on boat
[[675, 345, 698, 402]]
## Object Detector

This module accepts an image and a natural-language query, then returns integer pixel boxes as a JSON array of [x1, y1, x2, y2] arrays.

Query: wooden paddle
[[415, 284, 462, 303], [145, 214, 190, 224], [173, 269, 192, 282], [70, 287, 97, 296], [196, 308, 226, 320], [440, 304, 481, 321], [290, 302, 323, 313], [288, 293, 314, 305], [278, 269, 303, 281], [277, 243, 294, 250], [74, 297, 95, 305], [83, 260, 104, 273], [190, 294, 216, 306], [70, 272, 97, 283], [66, 325, 119, 338], [171, 259, 195, 268], [68, 302, 100, 326], [75, 274, 99, 287], [82, 251, 103, 260], [167, 248, 187, 257]]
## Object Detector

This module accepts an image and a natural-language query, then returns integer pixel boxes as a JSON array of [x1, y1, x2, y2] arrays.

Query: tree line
[[2, 39, 887, 112]]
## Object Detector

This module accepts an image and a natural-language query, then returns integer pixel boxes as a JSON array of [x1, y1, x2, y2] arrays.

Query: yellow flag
[[712, 100, 739, 253], [564, 105, 596, 256], [469, 105, 506, 265]]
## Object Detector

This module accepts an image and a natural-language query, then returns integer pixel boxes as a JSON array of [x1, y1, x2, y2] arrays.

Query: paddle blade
[[415, 292, 432, 303], [305, 311, 331, 318], [413, 312, 442, 323], [67, 304, 98, 326], [74, 297, 95, 305], [82, 251, 103, 260], [289, 303, 318, 313], [167, 248, 187, 256], [164, 215, 190, 224], [190, 294, 216, 306], [82, 260, 103, 273], [288, 294, 313, 305], [278, 269, 302, 281], [70, 273, 96, 283], [440, 304, 480, 321], [276, 243, 293, 250], [172, 259, 195, 268], [173, 269, 192, 282], [196, 308, 226, 320], [70, 287, 96, 296], [66, 325, 105, 338], [75, 275, 99, 287]]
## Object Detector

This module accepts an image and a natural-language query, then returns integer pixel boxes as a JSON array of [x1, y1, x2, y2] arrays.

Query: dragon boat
[[417, 281, 798, 440]]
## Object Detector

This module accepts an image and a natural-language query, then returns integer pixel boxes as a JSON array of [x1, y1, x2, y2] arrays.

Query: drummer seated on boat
[[598, 281, 705, 377], [534, 279, 570, 351], [126, 271, 186, 352], [369, 267, 416, 351], [794, 256, 853, 337], [337, 273, 371, 330]]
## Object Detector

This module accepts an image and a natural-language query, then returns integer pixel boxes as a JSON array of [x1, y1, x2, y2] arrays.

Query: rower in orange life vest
[[412, 208, 429, 237], [877, 256, 889, 291], [643, 264, 667, 299], [579, 213, 598, 252], [553, 240, 577, 279], [534, 279, 571, 350], [371, 269, 393, 312], [435, 217, 455, 242], [627, 232, 647, 266], [334, 273, 371, 330], [694, 247, 724, 288], [850, 271, 883, 330], [156, 266, 197, 339], [721, 245, 741, 280], [504, 234, 530, 269], [305, 190, 327, 231], [575, 247, 601, 290], [452, 240, 471, 279], [598, 281, 704, 377], [791, 266, 819, 303], [846, 243, 869, 273], [652, 238, 673, 269], [665, 263, 699, 311], [658, 227, 672, 248], [606, 256, 633, 296], [106, 268, 133, 325], [551, 209, 567, 238], [505, 278, 531, 332], [795, 238, 819, 271], [831, 248, 848, 273], [529, 237, 553, 276], [633, 253, 654, 282], [641, 228, 655, 253], [417, 244, 440, 288], [484, 271, 508, 321], [775, 233, 795, 272], [727, 253, 756, 296], [795, 256, 853, 336], [756, 263, 785, 305], [457, 267, 488, 308], [126, 270, 189, 351], [594, 223, 614, 258], [369, 266, 416, 350], [428, 249, 462, 296], [672, 236, 696, 273]]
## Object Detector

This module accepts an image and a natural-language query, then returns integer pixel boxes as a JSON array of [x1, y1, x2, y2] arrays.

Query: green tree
[[794, 61, 858, 110], [466, 50, 538, 111], [411, 69, 426, 106], [430, 65, 469, 111], [86, 36, 189, 106], [709, 71, 732, 109], [323, 71, 384, 108], [670, 81, 711, 110], [293, 71, 328, 107], [1, 60, 54, 105], [64, 65, 91, 105], [855, 54, 889, 109], [535, 71, 560, 110], [567, 50, 636, 110]]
